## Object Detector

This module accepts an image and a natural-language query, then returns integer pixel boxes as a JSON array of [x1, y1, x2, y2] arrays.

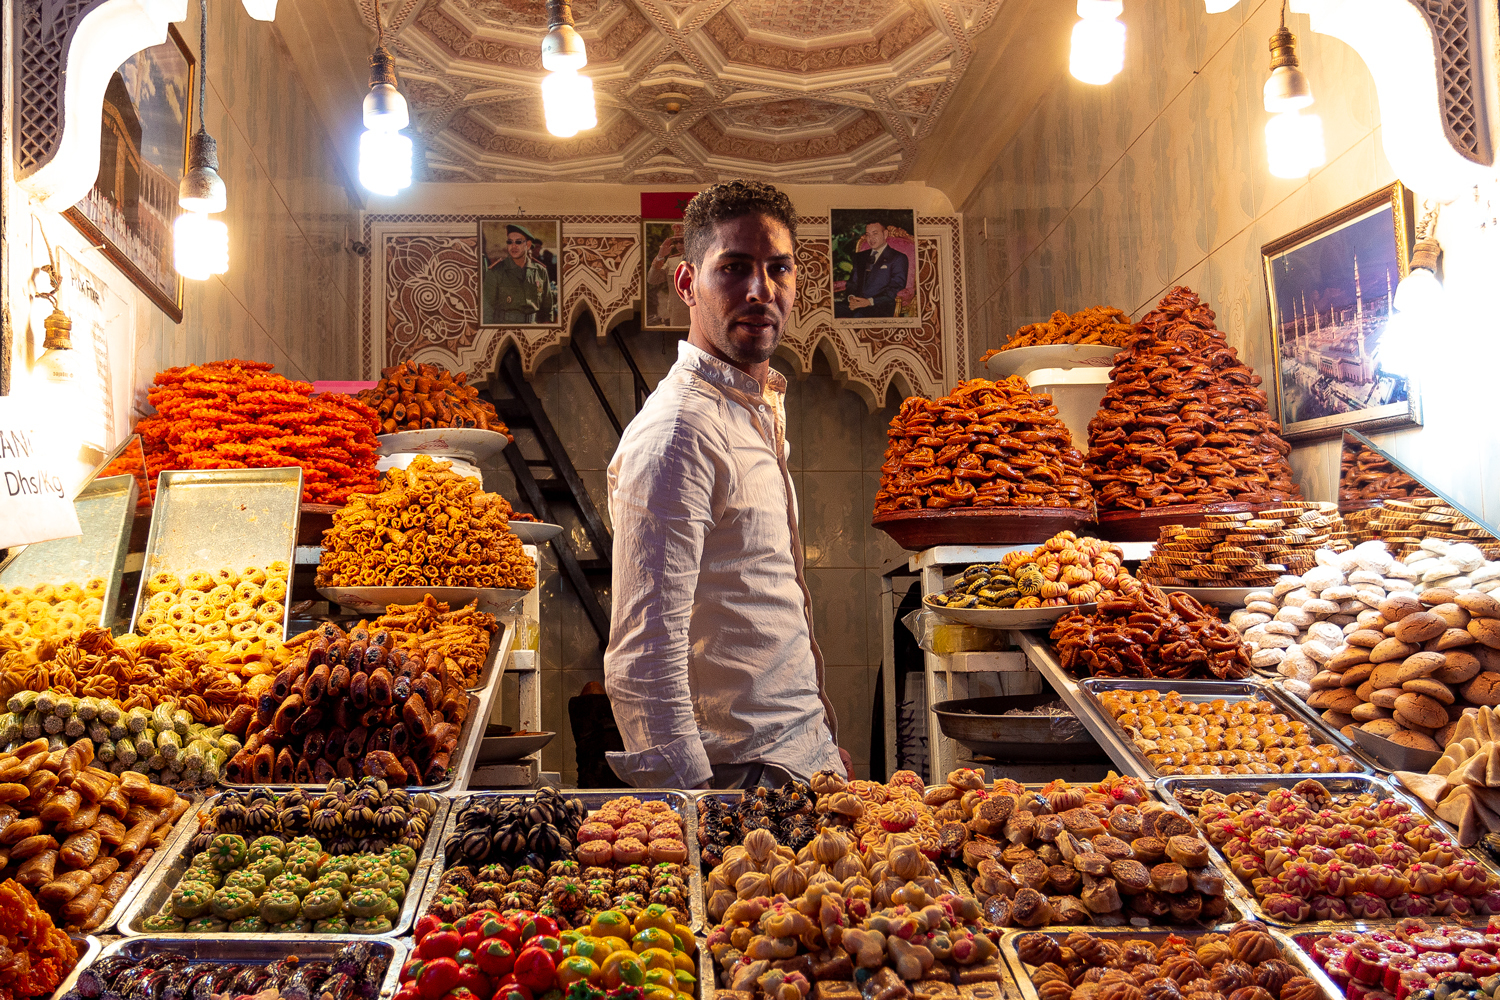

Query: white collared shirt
[[603, 341, 842, 788]]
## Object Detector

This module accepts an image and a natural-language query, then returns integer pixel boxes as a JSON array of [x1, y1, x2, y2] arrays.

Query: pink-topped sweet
[[1280, 858, 1324, 897], [1459, 948, 1500, 977], [1313, 895, 1352, 921], [1376, 841, 1419, 867], [1338, 842, 1380, 868], [1390, 894, 1438, 919], [1299, 844, 1336, 865], [1376, 797, 1412, 820], [1416, 951, 1458, 975], [1344, 944, 1390, 985], [1241, 807, 1276, 831], [1289, 825, 1326, 851], [1347, 892, 1393, 920], [1382, 954, 1423, 993], [1408, 932, 1456, 954], [1395, 972, 1435, 1000]]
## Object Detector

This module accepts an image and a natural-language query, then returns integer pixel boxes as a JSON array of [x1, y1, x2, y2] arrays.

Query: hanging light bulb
[[541, 0, 596, 136], [1263, 2, 1323, 177], [1203, 0, 1240, 11], [360, 28, 413, 196], [1070, 0, 1125, 86], [240, 0, 277, 20], [174, 0, 229, 279], [1380, 206, 1443, 378]]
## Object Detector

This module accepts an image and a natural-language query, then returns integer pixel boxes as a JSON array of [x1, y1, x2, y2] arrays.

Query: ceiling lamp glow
[[360, 28, 413, 196], [240, 0, 277, 20], [541, 0, 596, 137], [1263, 2, 1323, 177], [1070, 0, 1125, 86], [1204, 0, 1240, 11], [174, 0, 229, 280], [1380, 206, 1442, 378]]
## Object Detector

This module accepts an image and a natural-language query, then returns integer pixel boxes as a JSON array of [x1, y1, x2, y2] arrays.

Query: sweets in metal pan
[[1050, 585, 1254, 680], [929, 532, 1138, 610], [355, 359, 512, 436]]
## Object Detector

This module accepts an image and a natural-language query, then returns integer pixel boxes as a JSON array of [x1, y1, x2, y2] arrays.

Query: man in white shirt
[[603, 180, 847, 790]]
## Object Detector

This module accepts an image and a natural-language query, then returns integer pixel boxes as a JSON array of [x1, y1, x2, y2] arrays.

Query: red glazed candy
[[1383, 942, 1417, 959], [1396, 973, 1435, 1000], [1447, 929, 1487, 950], [1485, 934, 1500, 954], [1366, 930, 1400, 946], [1459, 949, 1500, 977], [1410, 933, 1455, 954], [1418, 952, 1459, 975], [1346, 944, 1391, 985], [1383, 955, 1423, 993], [1325, 950, 1352, 983]]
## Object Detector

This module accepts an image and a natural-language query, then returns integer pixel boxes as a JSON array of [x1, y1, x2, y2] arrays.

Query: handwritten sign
[[0, 398, 82, 548]]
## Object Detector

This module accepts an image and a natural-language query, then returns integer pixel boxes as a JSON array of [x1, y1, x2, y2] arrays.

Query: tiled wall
[[486, 328, 905, 785], [960, 0, 1430, 510]]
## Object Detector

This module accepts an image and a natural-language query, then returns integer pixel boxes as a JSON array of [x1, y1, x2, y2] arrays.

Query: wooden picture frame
[[1261, 182, 1420, 441], [641, 220, 688, 331], [63, 26, 193, 323]]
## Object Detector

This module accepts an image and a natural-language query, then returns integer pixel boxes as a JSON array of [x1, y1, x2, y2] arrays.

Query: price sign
[[0, 397, 82, 548]]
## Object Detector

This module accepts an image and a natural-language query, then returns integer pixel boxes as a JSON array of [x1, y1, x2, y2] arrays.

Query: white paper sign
[[0, 397, 82, 548]]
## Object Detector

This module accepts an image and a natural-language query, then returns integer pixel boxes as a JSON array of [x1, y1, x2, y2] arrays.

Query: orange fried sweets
[[0, 880, 78, 1000], [1004, 304, 1138, 350], [134, 359, 380, 506], [356, 360, 513, 437], [316, 456, 538, 591]]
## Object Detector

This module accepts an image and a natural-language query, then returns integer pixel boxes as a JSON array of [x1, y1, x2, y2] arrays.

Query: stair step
[[577, 559, 611, 573]]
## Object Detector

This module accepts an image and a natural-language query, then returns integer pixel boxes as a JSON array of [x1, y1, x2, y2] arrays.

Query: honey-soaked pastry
[[1110, 859, 1151, 894], [1165, 835, 1210, 867], [1151, 862, 1189, 894], [1132, 837, 1166, 864]]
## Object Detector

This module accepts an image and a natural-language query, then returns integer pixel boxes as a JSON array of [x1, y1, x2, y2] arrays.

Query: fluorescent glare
[[1265, 110, 1325, 177], [1070, 0, 1125, 85], [1394, 266, 1442, 316], [542, 70, 597, 137], [1204, 0, 1239, 10], [241, 0, 277, 19], [174, 212, 229, 279], [359, 128, 414, 196]]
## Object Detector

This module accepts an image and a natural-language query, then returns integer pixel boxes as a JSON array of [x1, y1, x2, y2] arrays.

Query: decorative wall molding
[[1294, 0, 1496, 201], [361, 212, 965, 405], [14, 0, 187, 208]]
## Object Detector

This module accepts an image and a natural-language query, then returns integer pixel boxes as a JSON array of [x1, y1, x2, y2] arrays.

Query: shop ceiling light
[[1380, 205, 1443, 378], [1070, 0, 1125, 86], [240, 0, 277, 20], [359, 14, 413, 196], [1262, 3, 1323, 178], [541, 0, 597, 137], [1263, 7, 1312, 112], [1203, 0, 1240, 11], [174, 0, 229, 280]]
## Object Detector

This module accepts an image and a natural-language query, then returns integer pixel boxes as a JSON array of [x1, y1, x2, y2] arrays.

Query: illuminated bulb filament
[[1070, 0, 1126, 85], [174, 211, 229, 280], [360, 129, 414, 196], [1265, 110, 1326, 178], [542, 70, 597, 138]]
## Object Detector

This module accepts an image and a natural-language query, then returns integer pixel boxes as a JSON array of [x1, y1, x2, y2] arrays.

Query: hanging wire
[[197, 0, 208, 135]]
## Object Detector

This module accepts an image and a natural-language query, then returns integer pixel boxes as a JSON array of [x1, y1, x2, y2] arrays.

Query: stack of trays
[[1139, 503, 1347, 587]]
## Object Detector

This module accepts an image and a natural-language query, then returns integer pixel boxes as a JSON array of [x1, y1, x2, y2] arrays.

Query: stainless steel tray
[[1154, 772, 1499, 926], [130, 467, 302, 638], [420, 790, 703, 932], [50, 936, 101, 1000], [49, 934, 409, 1000], [469, 619, 515, 694], [999, 927, 1339, 1000], [221, 686, 494, 793], [94, 790, 207, 935], [116, 790, 449, 939], [1077, 677, 1376, 777], [0, 474, 138, 632]]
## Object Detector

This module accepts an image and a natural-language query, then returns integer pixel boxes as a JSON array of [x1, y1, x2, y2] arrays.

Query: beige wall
[[3, 0, 360, 433]]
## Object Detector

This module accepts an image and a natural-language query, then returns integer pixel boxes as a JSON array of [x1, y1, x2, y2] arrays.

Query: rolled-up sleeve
[[604, 400, 727, 788]]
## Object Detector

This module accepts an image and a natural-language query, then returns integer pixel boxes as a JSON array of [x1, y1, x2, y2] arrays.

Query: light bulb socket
[[1409, 235, 1441, 274], [42, 306, 73, 351], [370, 42, 398, 89], [178, 129, 227, 211], [542, 0, 587, 69], [1268, 24, 1300, 72]]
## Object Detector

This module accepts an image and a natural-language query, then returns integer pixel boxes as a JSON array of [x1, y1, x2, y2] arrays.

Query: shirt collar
[[677, 340, 787, 396]]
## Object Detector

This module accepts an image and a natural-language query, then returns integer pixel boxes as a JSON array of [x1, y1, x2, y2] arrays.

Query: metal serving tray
[[94, 790, 207, 935], [116, 790, 449, 939], [1154, 772, 1499, 927], [50, 937, 101, 1000], [49, 934, 409, 1000], [999, 927, 1337, 1000], [129, 468, 303, 639], [469, 619, 515, 695], [1077, 677, 1376, 778], [420, 791, 704, 932], [1268, 676, 1392, 774], [220, 685, 495, 794]]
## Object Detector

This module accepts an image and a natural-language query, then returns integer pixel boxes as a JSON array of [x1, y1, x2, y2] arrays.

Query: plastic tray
[[1154, 772, 1499, 926], [49, 934, 408, 1000], [420, 790, 703, 932], [1076, 676, 1376, 778], [115, 790, 449, 939]]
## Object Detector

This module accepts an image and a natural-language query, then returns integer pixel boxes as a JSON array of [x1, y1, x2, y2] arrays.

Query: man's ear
[[674, 260, 696, 307]]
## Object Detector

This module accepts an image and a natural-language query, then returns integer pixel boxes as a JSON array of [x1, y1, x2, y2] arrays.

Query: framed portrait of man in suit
[[830, 208, 920, 329]]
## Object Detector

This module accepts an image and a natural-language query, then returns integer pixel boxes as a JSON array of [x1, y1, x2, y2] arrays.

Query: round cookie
[[1388, 728, 1441, 752], [1393, 691, 1447, 729], [1401, 677, 1455, 705], [1394, 612, 1446, 644]]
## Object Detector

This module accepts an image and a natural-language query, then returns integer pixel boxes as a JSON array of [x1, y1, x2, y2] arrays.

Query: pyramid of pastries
[[874, 377, 1092, 513], [1085, 286, 1302, 512]]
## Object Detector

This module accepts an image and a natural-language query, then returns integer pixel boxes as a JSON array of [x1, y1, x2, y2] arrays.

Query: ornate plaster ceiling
[[357, 0, 1001, 183]]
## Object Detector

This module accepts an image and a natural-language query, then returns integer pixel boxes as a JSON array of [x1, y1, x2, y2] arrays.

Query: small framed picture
[[478, 218, 561, 327], [641, 220, 688, 330], [829, 208, 920, 328], [1262, 182, 1420, 441], [63, 26, 194, 322]]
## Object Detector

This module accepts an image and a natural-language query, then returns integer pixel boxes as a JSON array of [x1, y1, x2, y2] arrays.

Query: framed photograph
[[1262, 182, 1420, 441], [478, 218, 561, 327], [63, 26, 193, 323], [642, 220, 688, 330], [830, 208, 919, 328]]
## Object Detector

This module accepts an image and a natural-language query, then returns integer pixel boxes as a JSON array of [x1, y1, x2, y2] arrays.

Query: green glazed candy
[[300, 887, 344, 920], [383, 844, 418, 871], [208, 886, 257, 921], [290, 835, 322, 854], [169, 880, 215, 918], [260, 889, 302, 924], [208, 834, 248, 871], [386, 865, 411, 888], [181, 866, 223, 889], [191, 852, 214, 869], [324, 855, 358, 877], [350, 915, 393, 935], [378, 893, 399, 920], [143, 912, 186, 932], [314, 916, 350, 934], [249, 856, 284, 880], [273, 917, 314, 934], [351, 868, 389, 893], [285, 851, 322, 880], [353, 855, 384, 873], [223, 870, 266, 896], [269, 873, 312, 898], [187, 915, 229, 933], [344, 887, 389, 918], [386, 880, 405, 904], [247, 836, 287, 862], [229, 915, 269, 934]]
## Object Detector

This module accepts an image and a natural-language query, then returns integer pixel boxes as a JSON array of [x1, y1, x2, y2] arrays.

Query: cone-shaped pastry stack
[[1084, 286, 1302, 513]]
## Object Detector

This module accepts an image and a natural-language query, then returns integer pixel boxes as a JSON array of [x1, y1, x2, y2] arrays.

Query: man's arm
[[872, 251, 908, 310], [603, 411, 724, 788]]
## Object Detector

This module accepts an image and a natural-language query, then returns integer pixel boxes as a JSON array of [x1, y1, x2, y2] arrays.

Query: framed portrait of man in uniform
[[829, 208, 920, 329], [478, 218, 561, 327]]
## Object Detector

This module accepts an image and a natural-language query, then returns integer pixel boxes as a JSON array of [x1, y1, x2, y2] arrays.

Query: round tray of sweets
[[1096, 501, 1265, 542], [872, 506, 1095, 550], [507, 521, 563, 544], [921, 594, 1094, 629], [982, 343, 1122, 378], [375, 427, 510, 463], [320, 585, 529, 616]]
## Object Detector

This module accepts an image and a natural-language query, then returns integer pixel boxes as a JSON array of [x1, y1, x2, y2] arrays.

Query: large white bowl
[[508, 521, 563, 544], [922, 595, 1094, 630], [376, 428, 511, 464], [983, 343, 1122, 378]]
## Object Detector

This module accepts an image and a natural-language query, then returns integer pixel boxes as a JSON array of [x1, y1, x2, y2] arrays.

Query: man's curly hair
[[681, 180, 798, 266]]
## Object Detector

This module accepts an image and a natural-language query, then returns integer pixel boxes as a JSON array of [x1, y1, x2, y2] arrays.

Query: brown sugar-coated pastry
[[1050, 895, 1091, 925], [1150, 862, 1189, 894], [1165, 836, 1210, 868], [1131, 837, 1166, 864], [1012, 887, 1053, 927], [1187, 868, 1225, 896], [1110, 859, 1151, 894], [1017, 933, 1064, 967], [1167, 892, 1204, 923], [1047, 865, 1083, 895], [1093, 835, 1133, 861], [1226, 989, 1274, 1000], [1160, 957, 1207, 988], [1129, 891, 1171, 919], [1251, 960, 1296, 997], [1209, 961, 1253, 995], [1227, 933, 1280, 966], [1142, 982, 1182, 1000], [1011, 858, 1050, 890], [1081, 875, 1123, 914], [1074, 852, 1113, 877], [1278, 979, 1321, 1000], [1152, 813, 1194, 840], [1061, 808, 1106, 838]]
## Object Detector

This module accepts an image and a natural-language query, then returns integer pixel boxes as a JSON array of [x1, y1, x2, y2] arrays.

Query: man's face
[[676, 213, 796, 368], [865, 222, 887, 251], [505, 232, 529, 262]]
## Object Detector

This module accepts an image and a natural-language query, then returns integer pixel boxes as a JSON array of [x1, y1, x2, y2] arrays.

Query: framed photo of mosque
[[62, 27, 193, 323], [829, 208, 920, 328], [1261, 182, 1420, 442], [477, 218, 561, 328]]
